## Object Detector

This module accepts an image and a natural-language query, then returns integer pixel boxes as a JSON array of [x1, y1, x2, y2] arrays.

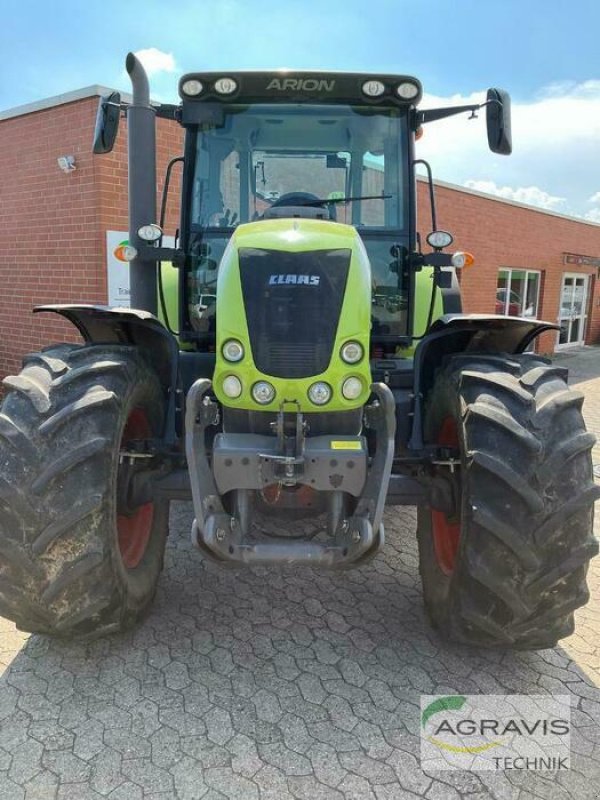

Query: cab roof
[[178, 70, 422, 108]]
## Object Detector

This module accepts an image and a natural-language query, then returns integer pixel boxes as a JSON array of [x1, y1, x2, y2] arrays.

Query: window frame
[[496, 268, 542, 319]]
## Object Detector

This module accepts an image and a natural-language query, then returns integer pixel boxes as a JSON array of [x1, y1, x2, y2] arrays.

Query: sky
[[1, 0, 600, 224]]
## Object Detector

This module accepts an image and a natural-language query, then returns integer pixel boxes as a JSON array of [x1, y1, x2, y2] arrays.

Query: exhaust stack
[[125, 52, 158, 314]]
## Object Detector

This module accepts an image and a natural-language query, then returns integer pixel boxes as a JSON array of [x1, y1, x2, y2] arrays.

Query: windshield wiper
[[292, 194, 391, 207]]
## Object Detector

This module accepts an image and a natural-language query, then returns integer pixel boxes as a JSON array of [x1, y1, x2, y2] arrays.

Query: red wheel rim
[[431, 416, 461, 575], [117, 408, 154, 569]]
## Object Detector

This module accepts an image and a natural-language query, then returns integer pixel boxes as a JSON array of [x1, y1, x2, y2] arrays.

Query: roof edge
[[0, 85, 132, 122], [418, 174, 600, 230]]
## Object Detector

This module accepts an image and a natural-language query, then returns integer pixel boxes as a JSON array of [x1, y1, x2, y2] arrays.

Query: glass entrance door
[[558, 274, 590, 347]]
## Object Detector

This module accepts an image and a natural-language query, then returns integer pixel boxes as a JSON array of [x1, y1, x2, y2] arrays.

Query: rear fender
[[409, 314, 559, 450], [35, 304, 180, 442]]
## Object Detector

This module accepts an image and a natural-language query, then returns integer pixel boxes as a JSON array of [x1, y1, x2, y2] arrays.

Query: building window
[[496, 269, 541, 318]]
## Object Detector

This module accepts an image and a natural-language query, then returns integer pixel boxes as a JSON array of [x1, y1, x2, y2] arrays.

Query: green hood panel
[[214, 218, 372, 412]]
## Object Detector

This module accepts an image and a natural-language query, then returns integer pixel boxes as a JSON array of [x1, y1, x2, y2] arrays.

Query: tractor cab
[[178, 72, 419, 343]]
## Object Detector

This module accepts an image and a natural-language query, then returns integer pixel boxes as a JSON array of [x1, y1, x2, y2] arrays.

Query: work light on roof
[[182, 79, 203, 96], [362, 80, 386, 98], [214, 77, 238, 95], [396, 81, 419, 100]]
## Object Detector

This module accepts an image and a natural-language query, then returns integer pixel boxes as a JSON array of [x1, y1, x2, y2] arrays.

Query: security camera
[[57, 155, 76, 173]]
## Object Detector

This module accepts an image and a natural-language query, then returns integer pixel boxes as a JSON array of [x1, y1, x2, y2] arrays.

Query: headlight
[[223, 375, 242, 398], [252, 381, 275, 404], [342, 377, 363, 400], [340, 341, 363, 364], [182, 79, 203, 96], [426, 230, 454, 249], [137, 223, 163, 242], [308, 382, 332, 406], [222, 339, 244, 362]]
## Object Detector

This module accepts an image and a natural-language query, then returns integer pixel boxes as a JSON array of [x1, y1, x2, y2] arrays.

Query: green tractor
[[0, 55, 597, 647]]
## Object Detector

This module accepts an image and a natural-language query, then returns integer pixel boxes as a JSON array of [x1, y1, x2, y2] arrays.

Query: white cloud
[[415, 80, 600, 220], [133, 48, 176, 77], [585, 207, 600, 223], [464, 181, 568, 211]]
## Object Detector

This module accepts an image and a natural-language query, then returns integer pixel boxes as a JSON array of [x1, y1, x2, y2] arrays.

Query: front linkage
[[185, 379, 396, 568]]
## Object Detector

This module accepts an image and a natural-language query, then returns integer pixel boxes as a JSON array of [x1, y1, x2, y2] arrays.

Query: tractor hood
[[213, 218, 373, 412]]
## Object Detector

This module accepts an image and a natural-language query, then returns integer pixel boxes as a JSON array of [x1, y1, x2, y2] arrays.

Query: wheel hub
[[431, 416, 461, 575], [117, 408, 154, 569]]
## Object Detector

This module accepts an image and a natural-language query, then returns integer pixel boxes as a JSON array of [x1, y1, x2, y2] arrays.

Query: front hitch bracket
[[185, 380, 396, 569]]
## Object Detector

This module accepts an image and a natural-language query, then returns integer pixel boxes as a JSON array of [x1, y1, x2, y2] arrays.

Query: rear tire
[[0, 344, 169, 639], [417, 353, 600, 649]]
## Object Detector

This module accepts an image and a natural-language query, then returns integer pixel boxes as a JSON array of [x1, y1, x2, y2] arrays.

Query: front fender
[[408, 314, 559, 450], [35, 304, 180, 441]]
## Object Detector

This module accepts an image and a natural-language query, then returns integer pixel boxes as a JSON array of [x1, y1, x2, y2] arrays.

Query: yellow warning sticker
[[330, 441, 362, 450]]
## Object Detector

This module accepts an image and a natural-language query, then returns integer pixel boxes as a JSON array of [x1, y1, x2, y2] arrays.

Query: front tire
[[0, 344, 169, 638], [417, 353, 600, 649]]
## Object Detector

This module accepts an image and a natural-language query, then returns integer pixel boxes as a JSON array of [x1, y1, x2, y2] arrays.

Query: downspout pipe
[[126, 52, 157, 314]]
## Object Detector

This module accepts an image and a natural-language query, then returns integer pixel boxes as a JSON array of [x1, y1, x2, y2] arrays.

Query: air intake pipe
[[125, 52, 158, 314]]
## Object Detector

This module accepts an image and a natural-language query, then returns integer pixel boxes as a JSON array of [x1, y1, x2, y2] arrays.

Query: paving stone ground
[[1, 348, 599, 800]]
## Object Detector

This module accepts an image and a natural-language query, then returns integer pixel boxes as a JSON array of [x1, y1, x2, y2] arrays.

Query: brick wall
[[417, 180, 600, 354], [1, 95, 599, 381], [0, 95, 183, 380], [0, 98, 100, 377]]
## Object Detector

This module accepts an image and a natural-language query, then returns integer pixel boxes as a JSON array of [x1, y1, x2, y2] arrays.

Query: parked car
[[496, 288, 522, 315]]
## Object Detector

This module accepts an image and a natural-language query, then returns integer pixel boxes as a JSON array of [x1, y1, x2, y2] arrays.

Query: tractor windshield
[[190, 103, 407, 230], [186, 103, 410, 339]]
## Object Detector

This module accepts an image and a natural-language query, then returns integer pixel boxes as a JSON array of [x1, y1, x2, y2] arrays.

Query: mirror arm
[[417, 97, 504, 127], [154, 104, 180, 120], [416, 103, 481, 126]]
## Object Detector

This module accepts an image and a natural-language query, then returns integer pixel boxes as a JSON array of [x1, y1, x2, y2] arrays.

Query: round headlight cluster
[[252, 381, 276, 405], [308, 382, 332, 406], [222, 375, 242, 398], [342, 377, 363, 400], [222, 339, 244, 362], [340, 341, 363, 364], [182, 79, 203, 96]]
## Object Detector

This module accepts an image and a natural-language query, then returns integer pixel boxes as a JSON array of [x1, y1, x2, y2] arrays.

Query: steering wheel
[[269, 191, 336, 221]]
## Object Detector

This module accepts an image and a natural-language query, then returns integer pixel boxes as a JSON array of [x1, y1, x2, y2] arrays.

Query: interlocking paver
[[0, 346, 599, 798]]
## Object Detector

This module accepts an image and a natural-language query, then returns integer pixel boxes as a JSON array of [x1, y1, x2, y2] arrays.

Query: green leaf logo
[[422, 695, 467, 728]]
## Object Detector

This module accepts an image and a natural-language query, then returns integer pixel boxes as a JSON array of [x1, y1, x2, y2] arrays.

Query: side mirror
[[93, 91, 121, 154], [486, 88, 512, 155]]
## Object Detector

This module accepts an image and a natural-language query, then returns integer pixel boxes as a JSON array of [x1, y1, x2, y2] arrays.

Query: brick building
[[1, 86, 599, 378]]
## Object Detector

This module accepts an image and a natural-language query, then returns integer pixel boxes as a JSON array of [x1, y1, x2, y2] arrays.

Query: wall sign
[[106, 230, 175, 307], [563, 252, 600, 268]]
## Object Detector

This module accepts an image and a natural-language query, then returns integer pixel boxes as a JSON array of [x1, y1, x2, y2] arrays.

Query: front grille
[[265, 342, 332, 378], [238, 248, 351, 379]]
